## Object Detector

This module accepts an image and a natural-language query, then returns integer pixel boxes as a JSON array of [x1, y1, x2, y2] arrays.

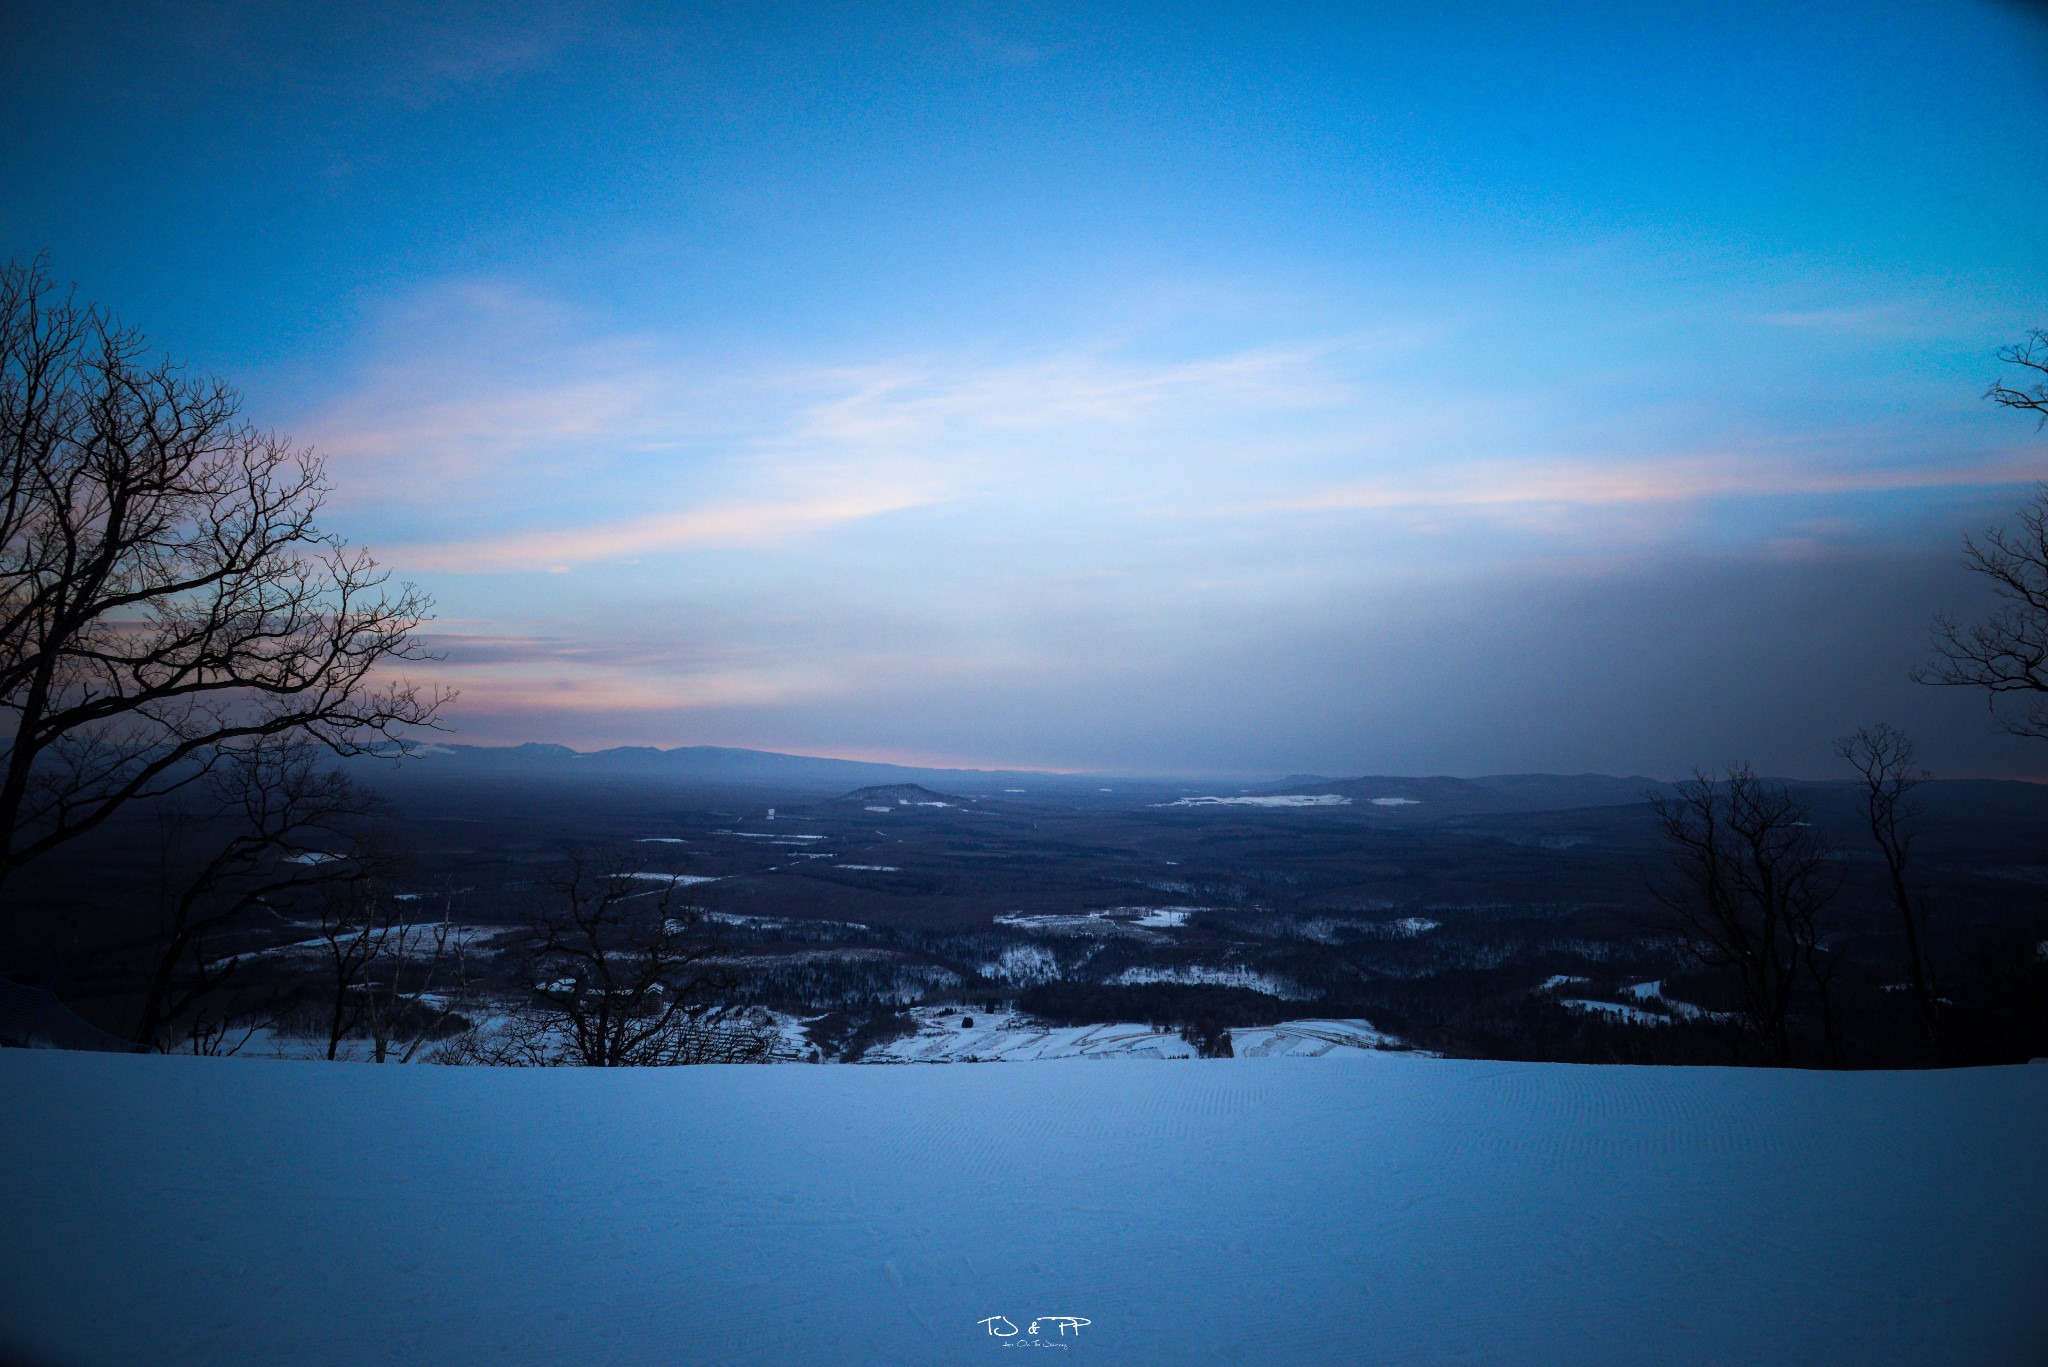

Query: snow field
[[863, 1008, 1200, 1062], [1230, 1019, 1406, 1057], [1, 1053, 2043, 1367]]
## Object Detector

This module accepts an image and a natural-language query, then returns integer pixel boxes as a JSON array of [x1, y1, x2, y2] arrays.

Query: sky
[[5, 1, 2048, 779]]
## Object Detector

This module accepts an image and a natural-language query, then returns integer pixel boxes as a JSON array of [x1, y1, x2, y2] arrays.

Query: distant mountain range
[[381, 744, 1675, 814], [371, 744, 2046, 822], [383, 742, 1089, 793]]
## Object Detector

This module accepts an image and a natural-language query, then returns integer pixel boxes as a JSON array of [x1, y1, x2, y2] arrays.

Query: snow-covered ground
[[865, 1009, 1412, 1063], [1158, 793, 1352, 808], [993, 907, 1206, 938], [2, 1052, 2041, 1366], [864, 1008, 1199, 1061], [1562, 997, 1672, 1026], [1110, 963, 1313, 998], [234, 922, 522, 963], [1230, 1018, 1407, 1056]]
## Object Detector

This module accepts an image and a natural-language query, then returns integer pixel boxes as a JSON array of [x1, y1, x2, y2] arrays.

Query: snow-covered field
[[863, 1009, 1411, 1063], [1230, 1018, 1407, 1056], [865, 1008, 1199, 1061], [1109, 963, 1312, 997], [2, 1052, 2043, 1366], [1159, 793, 1352, 807], [993, 906, 1210, 938]]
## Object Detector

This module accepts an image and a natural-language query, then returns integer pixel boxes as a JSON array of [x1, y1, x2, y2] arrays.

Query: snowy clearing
[[1158, 794, 1352, 808], [863, 1008, 1199, 1062], [1562, 998, 1673, 1026], [1111, 964, 1315, 998], [1231, 1018, 1407, 1057], [1355, 915, 1438, 937], [703, 912, 868, 931], [1, 1052, 2040, 1366], [975, 944, 1060, 984], [235, 923, 519, 962], [993, 908, 1196, 938], [1369, 796, 1422, 806]]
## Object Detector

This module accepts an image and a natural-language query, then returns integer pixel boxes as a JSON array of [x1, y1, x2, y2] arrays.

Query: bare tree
[[314, 876, 463, 1064], [1916, 335, 2048, 736], [1986, 329, 2048, 425], [1835, 723, 1944, 1061], [1651, 765, 1840, 1066], [520, 848, 772, 1066], [313, 854, 394, 1061], [0, 257, 447, 912], [1915, 486, 2048, 739], [362, 900, 460, 1064], [136, 736, 380, 1051]]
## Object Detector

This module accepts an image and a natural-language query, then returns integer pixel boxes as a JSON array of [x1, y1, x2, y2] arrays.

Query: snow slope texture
[[1, 1052, 2043, 1366]]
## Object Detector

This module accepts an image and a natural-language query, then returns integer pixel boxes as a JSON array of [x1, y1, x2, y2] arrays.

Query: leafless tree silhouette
[[313, 870, 465, 1063], [1651, 765, 1840, 1066], [1916, 486, 2048, 740], [1835, 723, 1944, 1062], [1916, 334, 2048, 737], [0, 257, 447, 912], [516, 847, 774, 1066], [362, 897, 462, 1064], [136, 736, 380, 1051], [1985, 329, 2048, 425]]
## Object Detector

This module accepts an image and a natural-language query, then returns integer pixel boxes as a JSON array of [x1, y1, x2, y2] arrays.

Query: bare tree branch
[[135, 736, 382, 1050], [515, 846, 771, 1066], [0, 257, 451, 910], [1835, 723, 1944, 1062], [1650, 765, 1840, 1067], [1917, 334, 2048, 737], [1986, 329, 2048, 426]]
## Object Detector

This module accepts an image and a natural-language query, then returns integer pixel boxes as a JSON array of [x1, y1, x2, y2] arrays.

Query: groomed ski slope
[[1, 1051, 2043, 1367]]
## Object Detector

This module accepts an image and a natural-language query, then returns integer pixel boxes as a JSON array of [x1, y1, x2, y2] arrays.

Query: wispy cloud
[[791, 342, 1352, 444], [1270, 451, 2048, 516], [393, 486, 942, 573], [297, 276, 2037, 613]]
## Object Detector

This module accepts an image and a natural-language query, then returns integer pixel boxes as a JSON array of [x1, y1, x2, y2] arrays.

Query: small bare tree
[[1836, 723, 1943, 1061], [520, 848, 772, 1066], [313, 854, 393, 1061], [362, 901, 460, 1064], [0, 257, 447, 914], [316, 880, 463, 1064], [1651, 765, 1840, 1067]]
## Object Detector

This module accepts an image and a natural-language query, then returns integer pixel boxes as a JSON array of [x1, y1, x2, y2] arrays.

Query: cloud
[[392, 485, 942, 573], [415, 626, 886, 717], [383, 4, 606, 102], [1269, 451, 2048, 517], [1756, 305, 1914, 333], [791, 341, 1352, 445], [295, 276, 2048, 771]]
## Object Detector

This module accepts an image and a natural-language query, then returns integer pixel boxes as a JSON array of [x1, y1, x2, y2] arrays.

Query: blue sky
[[6, 1, 2048, 776]]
